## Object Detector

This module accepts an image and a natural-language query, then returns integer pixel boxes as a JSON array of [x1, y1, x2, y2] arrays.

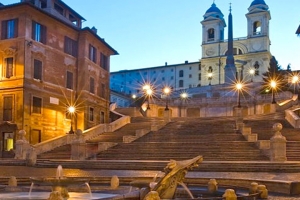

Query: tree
[[262, 56, 288, 93], [287, 63, 292, 71]]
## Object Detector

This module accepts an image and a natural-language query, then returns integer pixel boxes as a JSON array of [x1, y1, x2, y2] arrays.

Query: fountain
[[29, 165, 92, 199]]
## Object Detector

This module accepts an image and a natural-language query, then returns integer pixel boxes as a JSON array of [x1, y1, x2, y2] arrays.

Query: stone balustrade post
[[164, 109, 171, 122], [270, 123, 287, 162], [14, 130, 31, 159], [71, 129, 86, 160]]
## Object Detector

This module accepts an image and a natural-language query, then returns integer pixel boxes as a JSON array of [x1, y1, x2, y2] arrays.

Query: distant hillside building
[[0, 0, 117, 156], [110, 0, 272, 107]]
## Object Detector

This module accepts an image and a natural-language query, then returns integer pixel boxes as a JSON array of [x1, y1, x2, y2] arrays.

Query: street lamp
[[236, 82, 243, 108], [270, 80, 277, 104], [68, 106, 75, 134], [163, 86, 171, 110], [142, 84, 152, 110], [292, 75, 299, 94], [208, 72, 213, 85], [249, 69, 255, 82]]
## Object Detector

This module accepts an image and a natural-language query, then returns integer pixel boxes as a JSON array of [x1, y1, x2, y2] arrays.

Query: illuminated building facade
[[0, 0, 117, 156]]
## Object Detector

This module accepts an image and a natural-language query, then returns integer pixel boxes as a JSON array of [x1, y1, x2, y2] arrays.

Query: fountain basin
[[30, 177, 90, 187]]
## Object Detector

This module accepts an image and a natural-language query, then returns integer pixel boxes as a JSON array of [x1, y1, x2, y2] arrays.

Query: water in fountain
[[56, 165, 63, 179], [178, 182, 194, 199]]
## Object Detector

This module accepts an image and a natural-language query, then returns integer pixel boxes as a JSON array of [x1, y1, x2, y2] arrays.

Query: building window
[[3, 96, 13, 121], [100, 53, 108, 70], [199, 62, 201, 71], [100, 111, 105, 124], [171, 76, 174, 80], [101, 84, 106, 98], [199, 73, 201, 80], [33, 59, 42, 80], [66, 71, 73, 89], [208, 28, 215, 41], [253, 21, 261, 35], [89, 107, 94, 121], [162, 77, 165, 81], [4, 57, 13, 78], [32, 21, 47, 44], [179, 80, 184, 87], [32, 96, 42, 114], [54, 3, 64, 15], [89, 44, 97, 63], [189, 74, 192, 78], [179, 70, 184, 77], [90, 77, 95, 94], [1, 19, 18, 39], [189, 67, 192, 70], [171, 69, 174, 72], [64, 36, 78, 57], [162, 70, 165, 73], [254, 61, 260, 76]]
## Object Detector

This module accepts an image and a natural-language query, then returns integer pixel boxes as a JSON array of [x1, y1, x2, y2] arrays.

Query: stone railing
[[285, 109, 300, 128], [33, 114, 130, 155]]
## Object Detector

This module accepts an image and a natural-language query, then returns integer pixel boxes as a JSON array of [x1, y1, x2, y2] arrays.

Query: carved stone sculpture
[[140, 155, 203, 200]]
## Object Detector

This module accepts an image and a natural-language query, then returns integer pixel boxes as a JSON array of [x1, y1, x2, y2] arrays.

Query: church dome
[[249, 0, 268, 11], [250, 0, 267, 7], [204, 3, 224, 19]]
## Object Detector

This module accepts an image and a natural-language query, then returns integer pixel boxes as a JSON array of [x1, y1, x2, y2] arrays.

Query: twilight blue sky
[[2, 0, 300, 72]]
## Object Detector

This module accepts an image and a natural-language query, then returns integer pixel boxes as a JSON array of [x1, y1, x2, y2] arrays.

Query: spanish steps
[[35, 111, 300, 172]]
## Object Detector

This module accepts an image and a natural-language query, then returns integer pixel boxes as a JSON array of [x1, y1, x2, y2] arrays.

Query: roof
[[250, 0, 267, 7], [110, 61, 200, 74], [81, 27, 118, 55], [0, 2, 118, 55], [248, 0, 269, 12], [204, 3, 224, 19]]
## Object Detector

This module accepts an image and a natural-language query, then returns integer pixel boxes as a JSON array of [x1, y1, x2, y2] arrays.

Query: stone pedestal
[[164, 110, 171, 122], [270, 123, 287, 162], [71, 143, 86, 160], [222, 189, 237, 200], [145, 109, 151, 117], [14, 130, 30, 159]]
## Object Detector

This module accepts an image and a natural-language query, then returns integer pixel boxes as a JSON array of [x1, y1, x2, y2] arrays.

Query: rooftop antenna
[[229, 2, 232, 13]]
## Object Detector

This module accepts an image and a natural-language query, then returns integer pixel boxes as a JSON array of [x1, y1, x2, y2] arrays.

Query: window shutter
[[13, 18, 18, 38], [1, 20, 7, 39]]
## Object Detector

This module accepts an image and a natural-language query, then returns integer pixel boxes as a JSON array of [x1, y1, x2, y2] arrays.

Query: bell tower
[[246, 0, 271, 38], [201, 2, 226, 45]]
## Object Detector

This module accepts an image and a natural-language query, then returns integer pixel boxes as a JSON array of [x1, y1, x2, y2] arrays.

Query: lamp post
[[142, 84, 152, 110], [208, 72, 213, 85], [163, 86, 171, 111], [270, 80, 277, 104], [179, 92, 188, 117], [249, 69, 255, 82], [68, 106, 75, 134], [292, 75, 299, 94], [236, 83, 243, 108]]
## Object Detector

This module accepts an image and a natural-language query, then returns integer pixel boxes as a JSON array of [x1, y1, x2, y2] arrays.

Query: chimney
[[165, 62, 167, 66], [185, 60, 188, 64], [91, 26, 97, 34]]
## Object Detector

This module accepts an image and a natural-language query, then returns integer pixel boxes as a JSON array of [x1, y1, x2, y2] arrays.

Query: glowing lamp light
[[270, 80, 277, 89], [132, 94, 137, 99], [68, 106, 75, 114], [249, 69, 255, 75], [163, 87, 171, 95], [292, 75, 299, 83], [236, 83, 243, 90], [180, 92, 188, 99], [142, 84, 150, 91]]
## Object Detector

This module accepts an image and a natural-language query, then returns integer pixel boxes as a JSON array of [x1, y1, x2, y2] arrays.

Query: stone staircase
[[37, 117, 163, 160], [95, 116, 268, 161], [244, 112, 300, 161]]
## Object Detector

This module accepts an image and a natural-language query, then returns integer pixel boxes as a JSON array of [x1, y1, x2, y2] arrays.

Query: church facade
[[110, 0, 273, 99], [201, 0, 272, 85]]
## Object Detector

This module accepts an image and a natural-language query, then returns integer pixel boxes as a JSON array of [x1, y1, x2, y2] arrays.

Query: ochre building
[[0, 0, 117, 157]]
